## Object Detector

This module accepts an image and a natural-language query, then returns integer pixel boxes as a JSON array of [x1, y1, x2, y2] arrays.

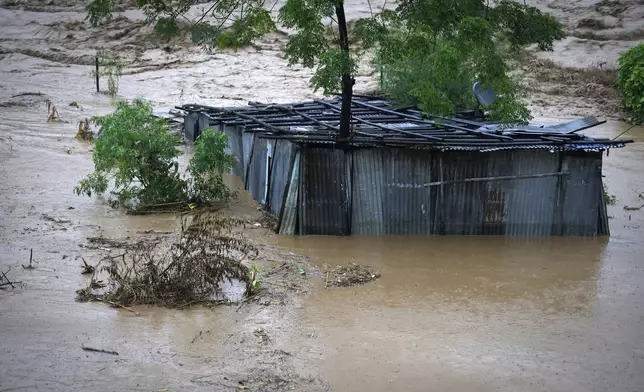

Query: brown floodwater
[[278, 122, 644, 392], [2, 3, 644, 391]]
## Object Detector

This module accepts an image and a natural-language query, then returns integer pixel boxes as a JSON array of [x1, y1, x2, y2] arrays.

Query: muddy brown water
[[2, 2, 644, 391]]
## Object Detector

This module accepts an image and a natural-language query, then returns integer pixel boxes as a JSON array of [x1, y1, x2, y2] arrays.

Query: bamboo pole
[[423, 171, 569, 187]]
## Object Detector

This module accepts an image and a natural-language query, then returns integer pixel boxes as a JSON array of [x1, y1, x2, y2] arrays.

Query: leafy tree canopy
[[617, 43, 644, 125], [75, 99, 234, 210], [87, 0, 565, 124], [355, 0, 565, 123]]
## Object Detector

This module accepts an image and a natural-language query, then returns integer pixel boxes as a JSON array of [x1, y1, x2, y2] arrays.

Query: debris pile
[[76, 212, 258, 307], [324, 263, 381, 288]]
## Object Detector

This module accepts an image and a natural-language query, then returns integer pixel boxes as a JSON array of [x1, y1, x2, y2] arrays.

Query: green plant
[[188, 128, 236, 203], [603, 183, 617, 205], [74, 99, 186, 208], [246, 263, 261, 295], [617, 43, 644, 124], [75, 99, 236, 210], [354, 0, 565, 123], [92, 50, 122, 97]]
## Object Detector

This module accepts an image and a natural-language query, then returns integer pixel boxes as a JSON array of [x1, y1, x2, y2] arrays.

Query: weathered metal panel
[[196, 113, 209, 141], [382, 148, 432, 235], [184, 112, 199, 142], [436, 152, 487, 235], [242, 131, 254, 176], [503, 150, 559, 236], [247, 135, 267, 205], [301, 148, 348, 235], [562, 152, 602, 236], [222, 125, 244, 178], [279, 150, 300, 235], [483, 151, 514, 235], [269, 140, 294, 215], [351, 148, 385, 235]]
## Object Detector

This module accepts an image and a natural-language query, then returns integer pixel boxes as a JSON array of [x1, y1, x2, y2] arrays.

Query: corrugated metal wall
[[383, 149, 433, 234], [268, 139, 293, 216], [561, 151, 602, 236], [247, 134, 267, 204], [351, 149, 386, 235], [230, 141, 607, 237], [300, 147, 349, 235], [222, 125, 244, 178]]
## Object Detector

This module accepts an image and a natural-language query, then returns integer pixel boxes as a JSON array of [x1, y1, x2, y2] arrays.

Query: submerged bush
[[75, 99, 235, 210], [617, 43, 644, 124], [76, 213, 258, 307]]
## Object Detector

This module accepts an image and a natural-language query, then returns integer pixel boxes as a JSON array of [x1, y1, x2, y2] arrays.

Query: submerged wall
[[205, 123, 609, 237]]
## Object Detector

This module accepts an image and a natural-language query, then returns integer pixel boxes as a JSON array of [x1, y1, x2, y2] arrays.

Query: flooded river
[[2, 1, 644, 391]]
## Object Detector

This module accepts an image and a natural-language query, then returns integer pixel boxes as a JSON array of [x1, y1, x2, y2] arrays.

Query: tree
[[354, 0, 565, 123], [87, 0, 564, 132], [74, 99, 234, 210], [87, 0, 356, 138], [617, 43, 644, 125]]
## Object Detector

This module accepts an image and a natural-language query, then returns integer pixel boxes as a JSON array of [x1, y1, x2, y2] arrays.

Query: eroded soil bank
[[2, 1, 644, 391]]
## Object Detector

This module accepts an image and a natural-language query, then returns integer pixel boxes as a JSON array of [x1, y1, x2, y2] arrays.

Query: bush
[[617, 43, 644, 124], [75, 99, 186, 208], [189, 128, 236, 203], [75, 99, 235, 210]]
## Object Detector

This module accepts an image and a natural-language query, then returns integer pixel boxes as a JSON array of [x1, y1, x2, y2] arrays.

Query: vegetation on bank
[[617, 43, 644, 125], [74, 99, 234, 212]]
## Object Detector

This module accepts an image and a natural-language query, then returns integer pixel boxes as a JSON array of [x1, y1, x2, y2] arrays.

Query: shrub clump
[[617, 43, 644, 124], [74, 98, 235, 211], [76, 212, 258, 308]]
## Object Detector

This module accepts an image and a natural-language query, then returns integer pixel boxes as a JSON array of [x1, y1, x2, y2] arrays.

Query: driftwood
[[81, 346, 119, 356], [0, 268, 22, 289], [22, 249, 35, 270]]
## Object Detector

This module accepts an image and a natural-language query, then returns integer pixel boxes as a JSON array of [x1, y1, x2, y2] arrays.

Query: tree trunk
[[335, 2, 354, 140]]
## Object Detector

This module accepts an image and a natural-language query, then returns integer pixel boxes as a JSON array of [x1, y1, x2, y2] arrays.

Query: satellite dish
[[473, 81, 497, 106]]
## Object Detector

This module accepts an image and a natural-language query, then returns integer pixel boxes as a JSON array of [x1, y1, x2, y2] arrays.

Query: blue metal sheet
[[242, 131, 254, 177]]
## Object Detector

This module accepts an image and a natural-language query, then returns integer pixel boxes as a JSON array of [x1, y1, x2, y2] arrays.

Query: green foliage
[[75, 100, 236, 210], [188, 128, 236, 203], [617, 43, 644, 125], [74, 99, 186, 208], [91, 50, 122, 97], [354, 0, 565, 123], [603, 183, 616, 205], [85, 0, 115, 26]]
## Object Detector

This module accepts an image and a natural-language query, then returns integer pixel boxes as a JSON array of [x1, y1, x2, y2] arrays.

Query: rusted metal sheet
[[562, 151, 602, 236], [247, 135, 267, 204], [351, 148, 385, 235], [301, 147, 348, 235], [268, 139, 294, 216], [279, 149, 300, 235], [382, 148, 433, 235]]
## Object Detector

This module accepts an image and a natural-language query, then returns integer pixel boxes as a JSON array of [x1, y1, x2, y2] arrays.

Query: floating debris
[[324, 263, 381, 288]]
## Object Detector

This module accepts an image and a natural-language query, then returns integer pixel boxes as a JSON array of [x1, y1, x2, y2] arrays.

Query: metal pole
[[95, 55, 100, 93]]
